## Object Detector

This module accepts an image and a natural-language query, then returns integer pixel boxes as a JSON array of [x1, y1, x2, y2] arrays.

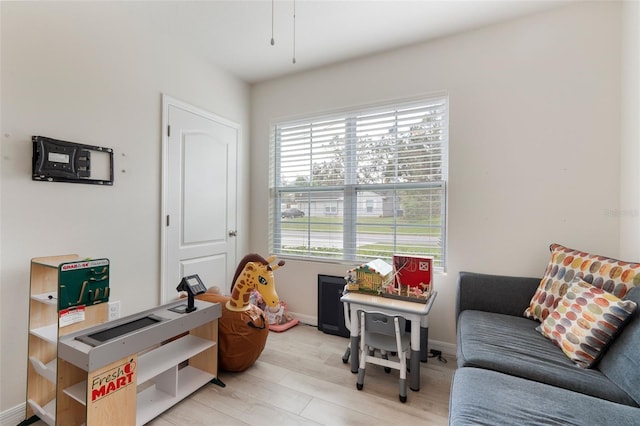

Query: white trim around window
[[269, 95, 449, 268]]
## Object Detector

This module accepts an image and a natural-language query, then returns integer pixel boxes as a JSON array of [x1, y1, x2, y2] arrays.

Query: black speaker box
[[317, 274, 349, 338]]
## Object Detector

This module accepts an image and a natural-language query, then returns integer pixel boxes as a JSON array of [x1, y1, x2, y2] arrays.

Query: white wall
[[620, 0, 640, 260], [0, 2, 251, 413], [250, 2, 624, 351]]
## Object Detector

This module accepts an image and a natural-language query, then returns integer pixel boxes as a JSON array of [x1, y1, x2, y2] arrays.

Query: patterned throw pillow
[[538, 278, 637, 368], [524, 243, 640, 322]]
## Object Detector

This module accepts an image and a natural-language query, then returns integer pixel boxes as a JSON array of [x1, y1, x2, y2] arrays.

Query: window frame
[[269, 95, 449, 269]]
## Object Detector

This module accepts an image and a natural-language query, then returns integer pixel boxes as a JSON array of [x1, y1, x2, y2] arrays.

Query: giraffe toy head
[[227, 254, 285, 311]]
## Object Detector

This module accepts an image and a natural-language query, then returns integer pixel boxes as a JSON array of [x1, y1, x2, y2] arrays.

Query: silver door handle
[[228, 230, 237, 237]]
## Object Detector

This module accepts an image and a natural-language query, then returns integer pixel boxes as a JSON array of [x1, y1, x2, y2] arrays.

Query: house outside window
[[269, 95, 448, 268], [324, 201, 338, 215], [365, 198, 374, 213]]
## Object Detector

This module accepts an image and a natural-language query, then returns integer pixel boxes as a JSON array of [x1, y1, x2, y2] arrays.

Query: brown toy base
[[196, 291, 269, 372]]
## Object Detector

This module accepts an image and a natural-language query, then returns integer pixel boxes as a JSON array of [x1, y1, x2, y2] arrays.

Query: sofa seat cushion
[[450, 367, 640, 426], [457, 309, 637, 406]]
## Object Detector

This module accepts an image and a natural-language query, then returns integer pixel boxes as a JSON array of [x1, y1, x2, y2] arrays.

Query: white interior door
[[161, 96, 238, 302]]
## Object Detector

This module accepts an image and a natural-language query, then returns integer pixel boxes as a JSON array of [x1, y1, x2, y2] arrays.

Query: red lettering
[[92, 385, 107, 401], [90, 360, 136, 401]]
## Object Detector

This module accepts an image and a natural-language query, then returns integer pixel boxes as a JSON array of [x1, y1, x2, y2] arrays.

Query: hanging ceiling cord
[[270, 0, 275, 46], [270, 0, 297, 65], [292, 0, 297, 64]]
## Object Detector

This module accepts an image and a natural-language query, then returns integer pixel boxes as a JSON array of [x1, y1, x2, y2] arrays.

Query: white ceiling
[[126, 0, 572, 84]]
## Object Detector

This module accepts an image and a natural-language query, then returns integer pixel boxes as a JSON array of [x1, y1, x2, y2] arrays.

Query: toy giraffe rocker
[[196, 253, 285, 372], [227, 253, 284, 312]]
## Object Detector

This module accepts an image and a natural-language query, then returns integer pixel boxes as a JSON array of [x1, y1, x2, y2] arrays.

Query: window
[[366, 199, 374, 213], [269, 96, 448, 268], [324, 201, 338, 215]]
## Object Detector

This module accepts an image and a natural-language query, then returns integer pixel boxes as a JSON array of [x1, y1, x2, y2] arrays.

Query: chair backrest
[[360, 310, 408, 354], [363, 311, 406, 337]]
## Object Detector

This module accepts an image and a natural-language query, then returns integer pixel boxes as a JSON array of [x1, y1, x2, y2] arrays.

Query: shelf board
[[30, 323, 58, 344], [63, 381, 87, 405], [27, 398, 55, 426], [137, 334, 215, 385], [67, 367, 216, 423], [32, 255, 81, 268], [63, 335, 215, 406], [29, 356, 57, 383], [136, 366, 214, 426], [32, 292, 58, 306]]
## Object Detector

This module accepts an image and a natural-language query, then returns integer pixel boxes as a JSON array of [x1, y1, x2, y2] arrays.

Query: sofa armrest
[[456, 271, 541, 319]]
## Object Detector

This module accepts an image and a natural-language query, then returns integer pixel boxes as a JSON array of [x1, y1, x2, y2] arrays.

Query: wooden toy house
[[349, 259, 393, 294]]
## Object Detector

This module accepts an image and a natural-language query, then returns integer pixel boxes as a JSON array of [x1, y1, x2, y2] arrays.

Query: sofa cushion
[[456, 271, 541, 319], [524, 243, 640, 322], [599, 286, 640, 405], [538, 278, 637, 368], [457, 309, 638, 405], [450, 367, 640, 426]]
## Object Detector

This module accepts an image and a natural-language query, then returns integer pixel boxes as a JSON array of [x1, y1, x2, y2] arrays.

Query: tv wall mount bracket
[[32, 135, 114, 185]]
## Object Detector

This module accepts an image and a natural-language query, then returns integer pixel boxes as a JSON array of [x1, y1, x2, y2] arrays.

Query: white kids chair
[[356, 309, 411, 402]]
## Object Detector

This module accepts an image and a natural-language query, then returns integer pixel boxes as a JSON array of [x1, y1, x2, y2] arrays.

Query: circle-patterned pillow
[[524, 243, 640, 322], [537, 278, 637, 368]]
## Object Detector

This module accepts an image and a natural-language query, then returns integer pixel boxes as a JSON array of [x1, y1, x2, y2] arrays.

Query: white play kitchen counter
[[57, 299, 221, 426]]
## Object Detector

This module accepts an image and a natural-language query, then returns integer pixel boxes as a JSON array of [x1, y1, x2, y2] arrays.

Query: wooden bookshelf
[[25, 255, 109, 425]]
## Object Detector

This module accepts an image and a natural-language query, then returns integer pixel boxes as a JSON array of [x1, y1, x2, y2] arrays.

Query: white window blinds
[[270, 96, 448, 267]]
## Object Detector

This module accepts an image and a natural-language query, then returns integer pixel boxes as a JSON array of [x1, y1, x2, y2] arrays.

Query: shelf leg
[[18, 415, 41, 426], [210, 377, 226, 387]]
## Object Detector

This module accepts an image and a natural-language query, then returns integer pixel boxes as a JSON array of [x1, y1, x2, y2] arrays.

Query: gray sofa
[[449, 271, 640, 425]]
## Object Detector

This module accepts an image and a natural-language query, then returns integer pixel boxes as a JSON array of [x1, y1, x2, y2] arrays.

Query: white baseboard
[[428, 339, 457, 357], [290, 311, 317, 326], [1, 402, 26, 426], [291, 312, 457, 358]]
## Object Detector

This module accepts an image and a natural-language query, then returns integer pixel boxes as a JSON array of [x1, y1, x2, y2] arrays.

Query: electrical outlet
[[108, 300, 120, 321]]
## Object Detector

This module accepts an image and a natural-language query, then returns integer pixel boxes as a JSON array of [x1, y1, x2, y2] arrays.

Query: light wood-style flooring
[[149, 324, 455, 425]]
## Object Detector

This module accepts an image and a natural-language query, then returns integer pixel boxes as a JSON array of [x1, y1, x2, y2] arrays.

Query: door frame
[[160, 94, 239, 303]]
